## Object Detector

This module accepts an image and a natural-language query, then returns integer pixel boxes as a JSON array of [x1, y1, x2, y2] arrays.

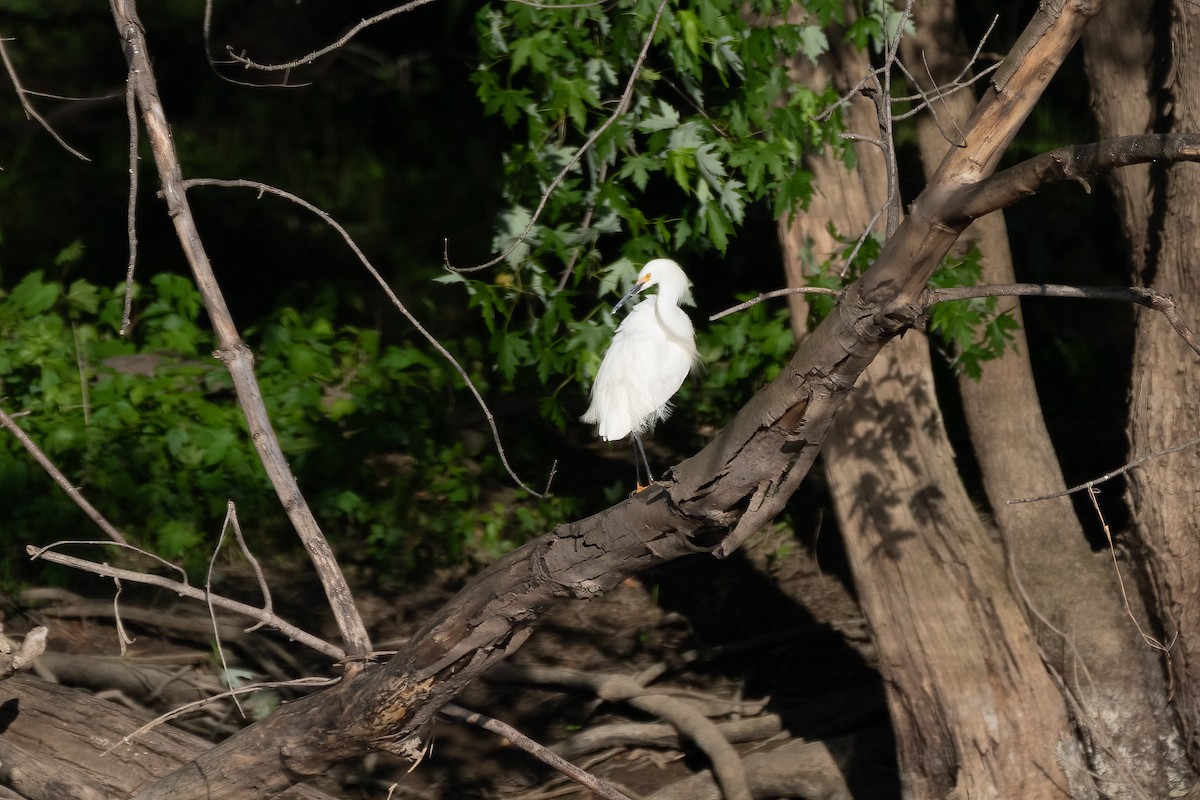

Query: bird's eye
[[642, 273, 652, 284]]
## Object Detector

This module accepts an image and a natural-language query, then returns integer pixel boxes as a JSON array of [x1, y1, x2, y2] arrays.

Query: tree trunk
[[777, 4, 888, 340], [1087, 0, 1200, 767], [825, 333, 1092, 798], [779, 4, 1091, 795], [906, 2, 1189, 794]]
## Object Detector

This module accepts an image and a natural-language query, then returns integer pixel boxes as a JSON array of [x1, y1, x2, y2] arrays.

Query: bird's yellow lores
[[582, 258, 700, 487]]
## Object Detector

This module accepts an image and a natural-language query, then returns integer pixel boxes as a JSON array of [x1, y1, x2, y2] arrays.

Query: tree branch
[[0, 406, 127, 544], [923, 282, 1200, 357], [108, 0, 372, 662], [438, 704, 634, 800], [952, 133, 1200, 222], [26, 543, 345, 661], [0, 33, 90, 161]]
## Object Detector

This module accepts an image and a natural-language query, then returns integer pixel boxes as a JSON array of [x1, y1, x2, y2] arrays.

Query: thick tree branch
[[952, 132, 1200, 222], [108, 0, 372, 662]]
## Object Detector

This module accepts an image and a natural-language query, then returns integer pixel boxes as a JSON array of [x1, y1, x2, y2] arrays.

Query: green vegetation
[[0, 1, 1026, 588], [0, 264, 572, 582]]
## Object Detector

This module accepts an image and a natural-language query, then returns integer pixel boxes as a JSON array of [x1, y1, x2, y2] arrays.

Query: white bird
[[582, 258, 700, 488]]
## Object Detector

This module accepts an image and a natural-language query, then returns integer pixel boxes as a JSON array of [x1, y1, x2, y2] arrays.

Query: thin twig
[[445, 0, 670, 273], [0, 406, 127, 544], [708, 287, 841, 321], [109, 676, 338, 751], [1086, 489, 1174, 654], [120, 59, 139, 335], [112, 577, 136, 654], [1009, 436, 1200, 505], [207, 503, 249, 717], [0, 33, 90, 161], [222, 0, 442, 73], [440, 703, 634, 800], [28, 543, 346, 661], [219, 500, 275, 633], [179, 177, 547, 498]]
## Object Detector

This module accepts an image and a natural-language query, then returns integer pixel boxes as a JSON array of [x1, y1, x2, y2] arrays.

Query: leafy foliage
[[461, 0, 849, 427], [0, 267, 572, 583], [927, 247, 1020, 379]]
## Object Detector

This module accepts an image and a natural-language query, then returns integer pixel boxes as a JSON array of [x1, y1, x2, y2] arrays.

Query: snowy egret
[[582, 258, 700, 488]]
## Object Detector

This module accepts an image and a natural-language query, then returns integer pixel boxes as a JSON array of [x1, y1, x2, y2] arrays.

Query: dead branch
[[709, 287, 840, 322], [490, 662, 753, 800], [0, 406, 127, 544], [644, 737, 858, 800], [922, 282, 1200, 357], [219, 0, 441, 73], [439, 704, 634, 800], [0, 33, 90, 161], [553, 714, 784, 760], [952, 133, 1200, 222], [119, 53, 139, 335], [109, 0, 371, 662], [1009, 435, 1200, 505], [26, 545, 343, 661]]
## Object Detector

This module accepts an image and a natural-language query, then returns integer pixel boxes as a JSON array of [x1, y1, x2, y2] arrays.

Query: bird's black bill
[[611, 280, 644, 314]]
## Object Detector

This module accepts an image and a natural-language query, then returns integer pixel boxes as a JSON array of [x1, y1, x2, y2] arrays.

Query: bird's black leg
[[631, 434, 654, 490]]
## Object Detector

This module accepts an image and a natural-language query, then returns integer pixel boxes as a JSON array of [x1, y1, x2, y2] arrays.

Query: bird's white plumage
[[582, 258, 700, 442]]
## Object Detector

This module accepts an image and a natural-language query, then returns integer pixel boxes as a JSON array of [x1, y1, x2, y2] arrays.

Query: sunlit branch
[[27, 543, 345, 661]]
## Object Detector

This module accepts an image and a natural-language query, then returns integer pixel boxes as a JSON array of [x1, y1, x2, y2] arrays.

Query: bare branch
[[0, 33, 90, 161], [923, 282, 1200, 358], [445, 0, 670, 273], [0, 406, 127, 544], [222, 0, 441, 73], [120, 58, 139, 335], [111, 0, 372, 661], [951, 133, 1200, 223], [27, 542, 345, 661], [491, 662, 753, 800], [1009, 436, 1200, 505], [178, 177, 548, 498], [439, 704, 634, 800], [708, 287, 841, 322]]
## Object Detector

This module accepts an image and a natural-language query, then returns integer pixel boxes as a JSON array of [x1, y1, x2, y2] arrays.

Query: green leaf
[[54, 240, 85, 267], [9, 272, 60, 316]]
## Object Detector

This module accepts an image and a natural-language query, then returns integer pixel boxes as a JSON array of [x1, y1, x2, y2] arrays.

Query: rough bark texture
[[907, 2, 1189, 795], [1087, 0, 1200, 766], [824, 333, 1092, 799], [777, 4, 888, 340], [777, 4, 1094, 795], [0, 674, 336, 800]]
